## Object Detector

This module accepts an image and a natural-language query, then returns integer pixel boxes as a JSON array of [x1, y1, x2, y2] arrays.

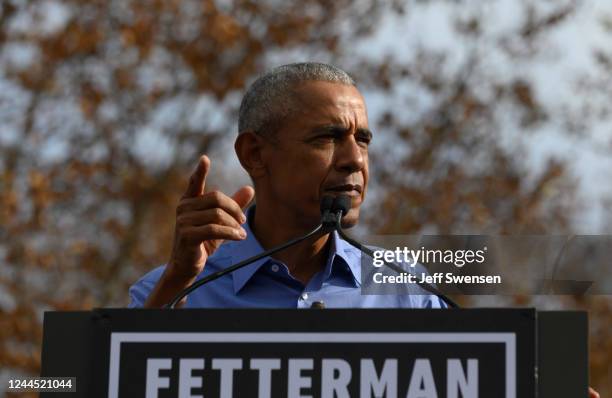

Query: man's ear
[[235, 131, 267, 179]]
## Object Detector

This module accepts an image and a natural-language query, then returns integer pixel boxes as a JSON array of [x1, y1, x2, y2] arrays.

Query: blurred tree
[[0, 0, 609, 396], [357, 2, 580, 235]]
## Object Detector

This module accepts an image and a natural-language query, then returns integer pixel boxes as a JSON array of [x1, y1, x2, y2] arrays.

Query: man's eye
[[314, 135, 336, 142], [357, 136, 372, 146]]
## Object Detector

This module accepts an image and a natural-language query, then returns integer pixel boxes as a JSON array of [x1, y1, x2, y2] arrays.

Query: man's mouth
[[324, 184, 363, 197]]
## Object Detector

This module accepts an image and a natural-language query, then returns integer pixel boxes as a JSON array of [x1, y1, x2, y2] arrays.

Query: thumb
[[232, 185, 255, 210]]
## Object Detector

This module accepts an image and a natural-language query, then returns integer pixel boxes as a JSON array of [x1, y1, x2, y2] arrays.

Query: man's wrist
[[142, 265, 198, 308], [163, 263, 199, 285]]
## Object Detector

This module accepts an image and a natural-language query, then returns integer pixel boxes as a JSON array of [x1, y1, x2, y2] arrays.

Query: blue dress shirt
[[129, 208, 446, 309]]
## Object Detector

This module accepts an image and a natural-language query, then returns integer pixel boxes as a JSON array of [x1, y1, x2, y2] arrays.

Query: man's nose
[[334, 135, 365, 172]]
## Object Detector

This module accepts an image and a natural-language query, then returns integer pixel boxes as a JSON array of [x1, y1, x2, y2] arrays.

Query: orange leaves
[[266, 16, 315, 46], [113, 67, 134, 90], [79, 82, 105, 119], [0, 306, 43, 375], [209, 13, 243, 45], [0, 169, 19, 225], [41, 20, 103, 60], [28, 170, 51, 228], [120, 17, 156, 59]]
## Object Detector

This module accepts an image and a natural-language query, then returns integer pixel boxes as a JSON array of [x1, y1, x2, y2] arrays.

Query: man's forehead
[[291, 81, 368, 121]]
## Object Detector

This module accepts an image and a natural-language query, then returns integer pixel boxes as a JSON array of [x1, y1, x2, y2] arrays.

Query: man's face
[[260, 81, 370, 228]]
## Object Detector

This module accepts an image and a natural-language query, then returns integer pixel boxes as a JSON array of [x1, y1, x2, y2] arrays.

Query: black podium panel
[[40, 308, 586, 398]]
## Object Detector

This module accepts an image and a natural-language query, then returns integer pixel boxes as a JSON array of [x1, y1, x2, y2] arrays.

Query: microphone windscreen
[[332, 195, 351, 216], [320, 195, 335, 216]]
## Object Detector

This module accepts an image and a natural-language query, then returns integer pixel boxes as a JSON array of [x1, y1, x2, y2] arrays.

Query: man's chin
[[340, 209, 360, 229]]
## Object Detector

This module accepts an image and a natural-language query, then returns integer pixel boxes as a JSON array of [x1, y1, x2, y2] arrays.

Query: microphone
[[331, 195, 351, 218], [166, 199, 336, 308], [320, 195, 335, 215], [329, 195, 459, 309], [321, 195, 344, 231]]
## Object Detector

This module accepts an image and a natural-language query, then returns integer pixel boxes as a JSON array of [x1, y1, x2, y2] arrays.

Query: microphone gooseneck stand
[[165, 195, 458, 309], [166, 197, 337, 308]]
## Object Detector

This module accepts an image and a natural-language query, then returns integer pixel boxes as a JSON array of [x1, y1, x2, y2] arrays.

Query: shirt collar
[[326, 227, 362, 286], [222, 206, 362, 293]]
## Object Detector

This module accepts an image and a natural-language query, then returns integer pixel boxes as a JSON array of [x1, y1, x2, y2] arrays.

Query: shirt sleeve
[[128, 265, 167, 308]]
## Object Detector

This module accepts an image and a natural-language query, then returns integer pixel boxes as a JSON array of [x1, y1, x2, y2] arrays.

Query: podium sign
[[40, 308, 587, 398]]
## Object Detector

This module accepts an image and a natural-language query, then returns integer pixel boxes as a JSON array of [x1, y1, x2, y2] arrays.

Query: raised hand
[[144, 155, 254, 307], [169, 155, 254, 279]]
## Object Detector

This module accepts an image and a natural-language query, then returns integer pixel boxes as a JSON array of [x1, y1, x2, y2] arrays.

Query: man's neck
[[250, 205, 330, 285]]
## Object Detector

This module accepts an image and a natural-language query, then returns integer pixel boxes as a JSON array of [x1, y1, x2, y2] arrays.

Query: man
[[129, 62, 445, 309], [128, 62, 600, 397]]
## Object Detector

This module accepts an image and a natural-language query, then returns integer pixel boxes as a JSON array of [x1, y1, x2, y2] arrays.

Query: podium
[[40, 308, 587, 397]]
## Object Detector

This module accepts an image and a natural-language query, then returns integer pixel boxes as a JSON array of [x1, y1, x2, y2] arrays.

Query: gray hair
[[238, 62, 356, 135]]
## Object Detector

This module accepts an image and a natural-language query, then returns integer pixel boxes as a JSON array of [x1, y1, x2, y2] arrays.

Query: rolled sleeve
[[128, 265, 167, 308]]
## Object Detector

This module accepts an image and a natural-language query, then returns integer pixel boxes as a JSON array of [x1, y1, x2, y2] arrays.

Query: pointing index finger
[[183, 155, 210, 198]]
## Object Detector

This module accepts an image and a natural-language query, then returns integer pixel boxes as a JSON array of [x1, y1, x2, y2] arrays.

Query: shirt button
[[300, 292, 309, 301], [271, 264, 279, 272]]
